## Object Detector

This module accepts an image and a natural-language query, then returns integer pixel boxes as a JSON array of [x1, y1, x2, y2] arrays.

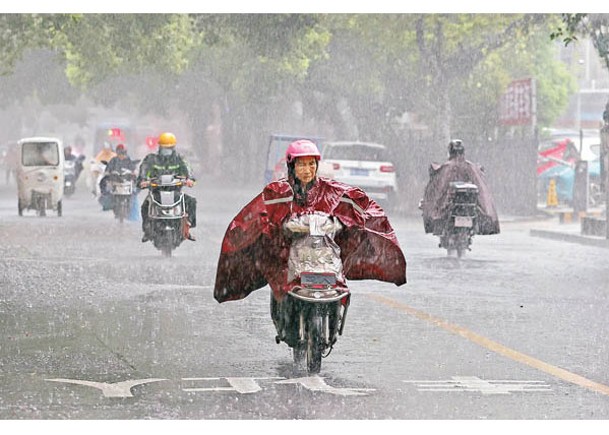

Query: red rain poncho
[[421, 155, 500, 235], [214, 177, 407, 303]]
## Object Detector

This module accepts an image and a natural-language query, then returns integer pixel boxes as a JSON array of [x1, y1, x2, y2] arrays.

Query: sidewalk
[[526, 205, 609, 248]]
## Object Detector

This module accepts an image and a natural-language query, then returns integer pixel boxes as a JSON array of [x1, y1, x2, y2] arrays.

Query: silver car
[[321, 141, 398, 207]]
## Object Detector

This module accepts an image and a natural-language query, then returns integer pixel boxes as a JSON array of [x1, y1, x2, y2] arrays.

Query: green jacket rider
[[137, 132, 197, 242]]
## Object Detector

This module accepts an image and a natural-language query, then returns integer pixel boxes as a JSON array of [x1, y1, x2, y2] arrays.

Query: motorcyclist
[[137, 132, 197, 242], [105, 144, 136, 174], [72, 135, 86, 157], [90, 142, 116, 196], [94, 142, 116, 164], [63, 146, 84, 180], [99, 144, 137, 211], [214, 139, 407, 324], [421, 139, 500, 235]]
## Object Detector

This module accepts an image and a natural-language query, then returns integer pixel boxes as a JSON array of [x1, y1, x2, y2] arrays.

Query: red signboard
[[499, 78, 535, 126]]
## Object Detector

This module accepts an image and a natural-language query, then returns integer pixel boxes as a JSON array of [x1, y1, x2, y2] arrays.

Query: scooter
[[108, 168, 136, 223], [438, 181, 479, 258], [271, 213, 350, 374], [142, 174, 191, 257], [63, 155, 85, 197], [63, 160, 76, 197]]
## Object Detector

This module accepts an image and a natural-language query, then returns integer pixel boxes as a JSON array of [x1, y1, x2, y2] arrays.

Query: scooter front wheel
[[306, 314, 323, 374], [161, 245, 172, 257], [117, 200, 128, 223], [293, 343, 306, 369]]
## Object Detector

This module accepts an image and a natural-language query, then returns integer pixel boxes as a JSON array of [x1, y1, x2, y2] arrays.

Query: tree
[[0, 13, 579, 193]]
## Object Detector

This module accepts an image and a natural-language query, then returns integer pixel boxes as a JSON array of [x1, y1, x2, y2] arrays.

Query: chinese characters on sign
[[499, 78, 536, 126]]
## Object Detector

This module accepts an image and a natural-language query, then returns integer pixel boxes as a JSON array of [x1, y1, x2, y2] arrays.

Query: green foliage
[[53, 14, 198, 88], [0, 13, 582, 156], [0, 14, 75, 75], [457, 19, 575, 131], [550, 13, 587, 46]]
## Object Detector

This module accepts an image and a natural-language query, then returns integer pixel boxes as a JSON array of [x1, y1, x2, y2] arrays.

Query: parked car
[[320, 141, 398, 208]]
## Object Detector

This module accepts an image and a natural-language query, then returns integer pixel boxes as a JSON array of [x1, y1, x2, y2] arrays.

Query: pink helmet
[[285, 139, 321, 163]]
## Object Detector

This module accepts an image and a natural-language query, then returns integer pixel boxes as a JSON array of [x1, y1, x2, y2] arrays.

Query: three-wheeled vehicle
[[16, 137, 64, 217]]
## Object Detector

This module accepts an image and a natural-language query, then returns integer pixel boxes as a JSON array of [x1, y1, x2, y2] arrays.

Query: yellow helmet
[[158, 132, 177, 148]]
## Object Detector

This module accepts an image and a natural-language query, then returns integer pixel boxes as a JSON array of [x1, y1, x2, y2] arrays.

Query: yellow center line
[[366, 293, 609, 397]]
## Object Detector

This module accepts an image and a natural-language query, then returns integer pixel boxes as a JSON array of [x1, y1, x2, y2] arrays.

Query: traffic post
[[572, 159, 589, 217], [546, 178, 558, 208]]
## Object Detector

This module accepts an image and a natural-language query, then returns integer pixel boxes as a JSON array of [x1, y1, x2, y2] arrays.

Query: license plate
[[350, 168, 369, 176], [301, 272, 336, 288], [454, 216, 473, 227], [114, 183, 132, 195]]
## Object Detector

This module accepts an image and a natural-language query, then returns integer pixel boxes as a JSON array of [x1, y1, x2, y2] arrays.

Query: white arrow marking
[[45, 378, 167, 398], [403, 376, 552, 395]]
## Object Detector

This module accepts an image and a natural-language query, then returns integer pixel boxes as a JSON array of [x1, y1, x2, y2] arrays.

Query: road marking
[[367, 293, 609, 397], [2, 257, 107, 264], [182, 377, 283, 394], [45, 378, 167, 398], [45, 376, 376, 398], [274, 376, 375, 396], [403, 376, 552, 395], [147, 284, 213, 291]]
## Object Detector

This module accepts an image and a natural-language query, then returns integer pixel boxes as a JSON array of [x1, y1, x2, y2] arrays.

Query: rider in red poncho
[[214, 139, 407, 306], [421, 139, 500, 236]]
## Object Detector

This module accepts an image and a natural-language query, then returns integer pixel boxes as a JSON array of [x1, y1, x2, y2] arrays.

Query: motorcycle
[[63, 155, 84, 197], [107, 167, 136, 223], [437, 181, 479, 258], [63, 160, 76, 197], [142, 174, 191, 257], [271, 213, 351, 374]]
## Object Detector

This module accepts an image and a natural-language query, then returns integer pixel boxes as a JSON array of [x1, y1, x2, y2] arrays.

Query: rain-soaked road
[[0, 177, 608, 420]]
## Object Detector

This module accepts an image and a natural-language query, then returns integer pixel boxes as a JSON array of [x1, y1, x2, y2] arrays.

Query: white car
[[321, 141, 398, 206]]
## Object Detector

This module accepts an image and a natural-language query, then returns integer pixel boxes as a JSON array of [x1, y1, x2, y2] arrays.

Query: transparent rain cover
[[284, 213, 345, 283]]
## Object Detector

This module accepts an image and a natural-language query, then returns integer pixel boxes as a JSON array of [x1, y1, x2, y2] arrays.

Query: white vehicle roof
[[322, 141, 391, 162], [324, 141, 387, 149], [18, 137, 62, 145]]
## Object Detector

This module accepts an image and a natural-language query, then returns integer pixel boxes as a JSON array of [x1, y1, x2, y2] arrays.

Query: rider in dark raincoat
[[214, 139, 407, 305], [421, 139, 500, 235]]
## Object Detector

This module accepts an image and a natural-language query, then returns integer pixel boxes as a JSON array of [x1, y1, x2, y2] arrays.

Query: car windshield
[[22, 142, 59, 166], [324, 144, 388, 161]]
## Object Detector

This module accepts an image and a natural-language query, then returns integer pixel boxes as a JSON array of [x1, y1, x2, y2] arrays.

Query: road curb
[[530, 229, 609, 248]]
